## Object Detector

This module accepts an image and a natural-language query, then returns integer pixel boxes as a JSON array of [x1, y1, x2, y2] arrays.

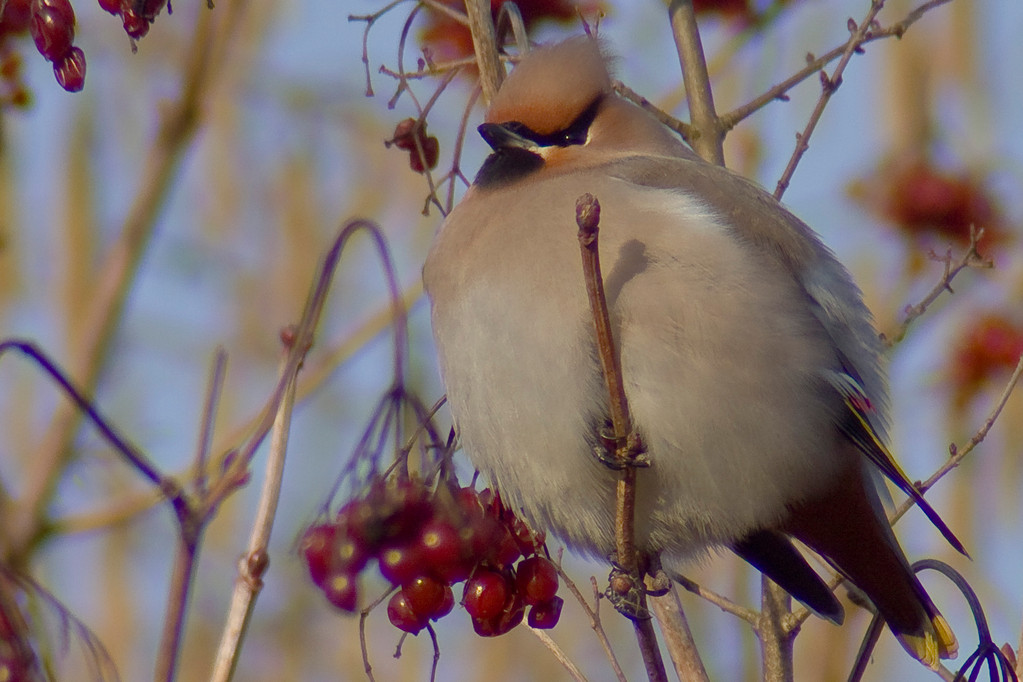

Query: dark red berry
[[463, 570, 510, 621], [53, 45, 84, 92], [408, 136, 439, 174], [30, 0, 75, 61], [418, 519, 472, 583], [433, 585, 454, 620], [323, 571, 359, 612], [387, 591, 428, 634], [378, 543, 423, 586], [96, 0, 121, 15], [121, 7, 149, 39], [0, 0, 32, 35], [333, 532, 371, 574], [401, 575, 447, 619], [300, 523, 337, 588], [527, 596, 563, 629], [488, 524, 522, 568], [515, 556, 559, 606], [509, 516, 545, 555], [470, 592, 525, 637]]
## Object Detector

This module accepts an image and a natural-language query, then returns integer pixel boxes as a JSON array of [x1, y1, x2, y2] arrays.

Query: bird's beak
[[478, 122, 535, 152]]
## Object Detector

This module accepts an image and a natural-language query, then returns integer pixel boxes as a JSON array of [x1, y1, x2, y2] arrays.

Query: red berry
[[333, 532, 371, 574], [140, 0, 165, 20], [323, 571, 359, 612], [121, 7, 149, 39], [408, 136, 439, 174], [418, 519, 472, 583], [96, 0, 121, 15], [0, 0, 32, 35], [29, 0, 75, 62], [509, 516, 545, 555], [463, 570, 510, 621], [488, 524, 522, 568], [470, 593, 525, 637], [387, 591, 427, 634], [53, 45, 84, 92], [515, 556, 559, 606], [433, 585, 454, 620], [378, 543, 423, 586], [401, 575, 447, 619], [300, 523, 337, 588], [527, 596, 563, 629]]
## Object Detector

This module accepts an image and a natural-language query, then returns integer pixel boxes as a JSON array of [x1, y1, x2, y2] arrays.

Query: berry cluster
[[388, 118, 439, 174], [27, 0, 85, 91], [97, 0, 169, 43], [301, 479, 563, 638]]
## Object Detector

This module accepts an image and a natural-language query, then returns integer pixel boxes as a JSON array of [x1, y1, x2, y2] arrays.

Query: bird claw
[[605, 560, 669, 620], [593, 424, 651, 470]]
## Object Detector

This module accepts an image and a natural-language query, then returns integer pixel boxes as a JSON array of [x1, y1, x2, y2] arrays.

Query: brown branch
[[667, 0, 725, 165], [774, 0, 888, 199], [209, 348, 298, 682], [759, 578, 796, 682], [720, 0, 956, 132], [464, 0, 504, 104], [648, 586, 711, 682], [670, 571, 760, 624], [575, 194, 666, 682], [612, 80, 695, 145]]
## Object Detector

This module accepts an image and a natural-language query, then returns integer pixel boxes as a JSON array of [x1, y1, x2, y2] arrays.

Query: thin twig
[[209, 349, 299, 682], [556, 565, 627, 682], [613, 80, 695, 145], [884, 227, 992, 346], [719, 0, 955, 131], [575, 194, 666, 682], [774, 0, 888, 199], [670, 571, 760, 624], [528, 628, 592, 682]]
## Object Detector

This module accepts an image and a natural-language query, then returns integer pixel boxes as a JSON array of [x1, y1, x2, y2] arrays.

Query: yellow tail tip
[[896, 616, 958, 671]]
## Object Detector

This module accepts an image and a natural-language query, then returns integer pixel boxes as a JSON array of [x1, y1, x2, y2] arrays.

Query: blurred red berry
[[300, 523, 337, 588], [323, 571, 359, 612], [951, 314, 1023, 408], [389, 118, 440, 174], [29, 0, 75, 62], [463, 570, 511, 621], [852, 156, 1003, 249], [53, 45, 84, 91], [0, 0, 32, 36], [378, 543, 424, 586], [388, 591, 428, 634], [97, 0, 121, 15], [515, 556, 559, 606], [122, 7, 149, 39], [527, 596, 563, 629], [418, 518, 473, 583]]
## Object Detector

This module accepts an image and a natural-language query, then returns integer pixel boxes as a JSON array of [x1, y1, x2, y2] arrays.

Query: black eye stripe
[[507, 95, 603, 148]]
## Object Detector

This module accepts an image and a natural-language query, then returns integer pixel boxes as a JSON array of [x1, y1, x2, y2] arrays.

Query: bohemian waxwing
[[423, 36, 962, 669]]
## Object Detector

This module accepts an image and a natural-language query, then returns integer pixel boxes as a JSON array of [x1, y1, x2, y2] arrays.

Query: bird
[[423, 36, 962, 669]]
